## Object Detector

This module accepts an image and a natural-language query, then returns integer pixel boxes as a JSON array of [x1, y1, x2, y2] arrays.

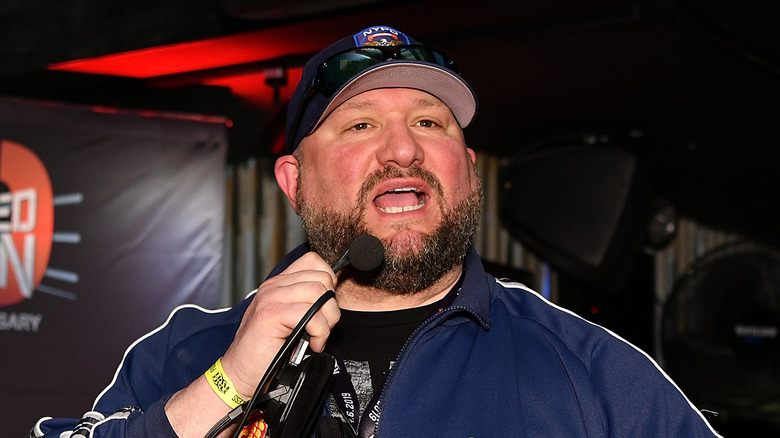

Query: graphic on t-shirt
[[329, 359, 396, 427]]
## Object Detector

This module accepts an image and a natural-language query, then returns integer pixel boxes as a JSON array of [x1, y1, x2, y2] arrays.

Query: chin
[[382, 229, 428, 253]]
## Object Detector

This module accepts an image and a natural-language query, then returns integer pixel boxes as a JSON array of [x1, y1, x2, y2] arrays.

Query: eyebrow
[[339, 99, 378, 111], [413, 96, 447, 108]]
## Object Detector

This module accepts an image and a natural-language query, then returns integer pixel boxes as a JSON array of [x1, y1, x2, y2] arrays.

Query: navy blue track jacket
[[30, 245, 722, 437]]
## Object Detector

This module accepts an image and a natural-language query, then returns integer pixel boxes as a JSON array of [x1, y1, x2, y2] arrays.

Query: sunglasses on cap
[[312, 44, 458, 97], [286, 44, 460, 151]]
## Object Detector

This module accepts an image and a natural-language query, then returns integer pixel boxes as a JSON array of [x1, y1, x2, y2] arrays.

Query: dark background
[[1, 0, 778, 245]]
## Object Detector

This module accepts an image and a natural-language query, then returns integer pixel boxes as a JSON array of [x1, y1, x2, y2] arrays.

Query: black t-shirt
[[325, 278, 461, 425], [329, 302, 437, 391]]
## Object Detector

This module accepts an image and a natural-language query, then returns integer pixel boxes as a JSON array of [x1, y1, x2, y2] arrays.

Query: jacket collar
[[267, 243, 492, 329], [448, 246, 492, 330]]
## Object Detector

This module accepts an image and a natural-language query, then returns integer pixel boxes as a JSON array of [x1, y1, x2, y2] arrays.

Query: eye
[[351, 122, 370, 131], [418, 119, 438, 128]]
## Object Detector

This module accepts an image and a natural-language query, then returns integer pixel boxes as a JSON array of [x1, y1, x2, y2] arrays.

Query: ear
[[466, 146, 477, 164], [275, 154, 301, 213]]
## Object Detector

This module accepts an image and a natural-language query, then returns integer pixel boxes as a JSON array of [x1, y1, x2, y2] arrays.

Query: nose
[[375, 121, 424, 168]]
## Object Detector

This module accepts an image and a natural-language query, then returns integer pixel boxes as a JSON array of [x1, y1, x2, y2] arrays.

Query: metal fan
[[661, 241, 780, 432]]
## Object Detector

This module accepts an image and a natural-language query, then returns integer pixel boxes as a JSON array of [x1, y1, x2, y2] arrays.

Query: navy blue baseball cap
[[284, 25, 478, 153]]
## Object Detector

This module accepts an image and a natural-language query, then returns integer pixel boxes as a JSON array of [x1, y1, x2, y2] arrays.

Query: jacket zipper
[[371, 304, 487, 437]]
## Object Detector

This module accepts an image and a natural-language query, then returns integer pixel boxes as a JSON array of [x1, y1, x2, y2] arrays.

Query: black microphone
[[330, 234, 384, 273]]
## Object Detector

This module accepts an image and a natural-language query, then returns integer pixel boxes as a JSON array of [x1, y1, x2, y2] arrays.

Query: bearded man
[[30, 25, 722, 438]]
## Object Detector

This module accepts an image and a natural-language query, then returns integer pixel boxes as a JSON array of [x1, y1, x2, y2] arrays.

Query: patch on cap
[[352, 26, 411, 47]]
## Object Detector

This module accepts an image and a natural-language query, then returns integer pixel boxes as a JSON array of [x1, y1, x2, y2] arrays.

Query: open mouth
[[373, 187, 426, 214]]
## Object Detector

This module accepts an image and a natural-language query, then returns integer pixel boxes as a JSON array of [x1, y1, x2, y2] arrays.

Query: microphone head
[[346, 234, 385, 272]]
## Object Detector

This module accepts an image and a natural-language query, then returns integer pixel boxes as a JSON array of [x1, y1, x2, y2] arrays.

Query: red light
[[47, 27, 328, 79], [44, 22, 348, 153]]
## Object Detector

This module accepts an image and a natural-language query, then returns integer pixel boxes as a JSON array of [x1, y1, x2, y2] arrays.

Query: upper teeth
[[378, 187, 425, 214]]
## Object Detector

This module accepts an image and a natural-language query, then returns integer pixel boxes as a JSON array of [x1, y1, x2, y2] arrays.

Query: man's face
[[291, 88, 483, 293]]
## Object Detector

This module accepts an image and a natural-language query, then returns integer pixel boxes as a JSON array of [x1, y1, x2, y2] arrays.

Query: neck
[[334, 266, 462, 311]]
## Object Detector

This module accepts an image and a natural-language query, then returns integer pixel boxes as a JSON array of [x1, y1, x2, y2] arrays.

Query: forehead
[[297, 87, 465, 151], [332, 88, 451, 115]]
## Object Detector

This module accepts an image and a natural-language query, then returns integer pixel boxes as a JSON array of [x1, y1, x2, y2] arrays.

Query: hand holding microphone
[[217, 235, 384, 438], [167, 236, 384, 438], [221, 235, 383, 402], [279, 234, 385, 369]]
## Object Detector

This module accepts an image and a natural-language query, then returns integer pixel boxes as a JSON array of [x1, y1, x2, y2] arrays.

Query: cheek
[[434, 152, 479, 199], [453, 168, 479, 201], [300, 154, 366, 208]]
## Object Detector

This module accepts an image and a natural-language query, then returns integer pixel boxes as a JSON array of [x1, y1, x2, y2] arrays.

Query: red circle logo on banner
[[0, 139, 54, 306]]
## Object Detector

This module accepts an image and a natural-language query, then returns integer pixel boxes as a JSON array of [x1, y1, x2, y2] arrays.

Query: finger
[[317, 296, 341, 328], [260, 269, 335, 294], [280, 251, 338, 285], [258, 278, 334, 307], [250, 301, 328, 338], [305, 310, 337, 352]]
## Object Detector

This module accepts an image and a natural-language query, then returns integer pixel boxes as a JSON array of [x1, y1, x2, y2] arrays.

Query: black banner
[[0, 98, 227, 435]]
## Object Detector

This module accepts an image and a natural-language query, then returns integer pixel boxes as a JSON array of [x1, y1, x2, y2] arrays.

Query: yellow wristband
[[205, 358, 246, 409]]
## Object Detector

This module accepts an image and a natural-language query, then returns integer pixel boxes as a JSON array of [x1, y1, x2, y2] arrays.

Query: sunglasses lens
[[316, 46, 456, 96], [399, 47, 456, 71], [319, 48, 384, 94]]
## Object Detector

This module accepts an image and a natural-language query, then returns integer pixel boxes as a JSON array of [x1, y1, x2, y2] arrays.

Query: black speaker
[[499, 143, 652, 292]]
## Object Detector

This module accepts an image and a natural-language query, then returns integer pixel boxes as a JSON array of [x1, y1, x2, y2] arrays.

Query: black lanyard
[[327, 346, 383, 437]]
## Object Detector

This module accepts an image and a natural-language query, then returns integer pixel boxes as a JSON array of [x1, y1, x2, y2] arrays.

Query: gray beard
[[297, 165, 483, 295]]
